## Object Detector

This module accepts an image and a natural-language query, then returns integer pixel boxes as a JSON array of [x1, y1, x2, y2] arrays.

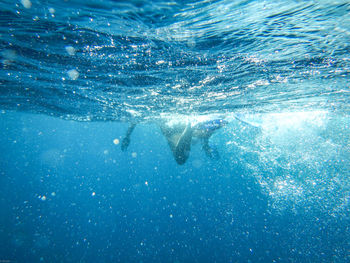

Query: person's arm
[[121, 123, 136, 151]]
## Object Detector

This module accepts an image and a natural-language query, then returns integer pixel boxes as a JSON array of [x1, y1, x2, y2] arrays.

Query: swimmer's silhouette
[[120, 119, 226, 165]]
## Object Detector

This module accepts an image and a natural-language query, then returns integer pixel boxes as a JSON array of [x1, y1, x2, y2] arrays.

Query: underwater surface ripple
[[0, 0, 349, 121]]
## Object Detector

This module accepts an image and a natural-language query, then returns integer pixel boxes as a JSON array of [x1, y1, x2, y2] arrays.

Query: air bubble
[[21, 0, 32, 9], [65, 46, 76, 56], [67, 69, 79, 80]]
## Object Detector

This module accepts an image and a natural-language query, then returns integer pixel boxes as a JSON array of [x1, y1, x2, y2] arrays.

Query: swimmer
[[120, 119, 226, 165]]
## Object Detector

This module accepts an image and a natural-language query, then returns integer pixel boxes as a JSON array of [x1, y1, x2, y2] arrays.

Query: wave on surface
[[0, 0, 349, 121]]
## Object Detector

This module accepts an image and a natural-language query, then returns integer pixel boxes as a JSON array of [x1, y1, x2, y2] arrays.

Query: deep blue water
[[0, 0, 349, 262]]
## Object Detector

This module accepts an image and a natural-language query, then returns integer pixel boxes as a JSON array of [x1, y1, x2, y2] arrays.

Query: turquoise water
[[0, 0, 349, 262]]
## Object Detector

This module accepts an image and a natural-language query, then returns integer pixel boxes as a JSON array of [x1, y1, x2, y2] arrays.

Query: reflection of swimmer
[[120, 119, 226, 165]]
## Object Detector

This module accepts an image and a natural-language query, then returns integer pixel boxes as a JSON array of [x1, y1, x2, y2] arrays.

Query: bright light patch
[[261, 111, 327, 130], [159, 113, 225, 128], [113, 139, 120, 145], [156, 60, 165, 65]]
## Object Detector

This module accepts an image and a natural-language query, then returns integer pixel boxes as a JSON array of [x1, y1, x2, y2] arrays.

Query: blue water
[[0, 0, 349, 262]]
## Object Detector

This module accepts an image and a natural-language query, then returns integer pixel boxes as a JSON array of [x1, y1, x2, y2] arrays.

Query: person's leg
[[174, 123, 193, 164], [202, 136, 220, 160], [159, 122, 193, 165], [159, 123, 184, 152]]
